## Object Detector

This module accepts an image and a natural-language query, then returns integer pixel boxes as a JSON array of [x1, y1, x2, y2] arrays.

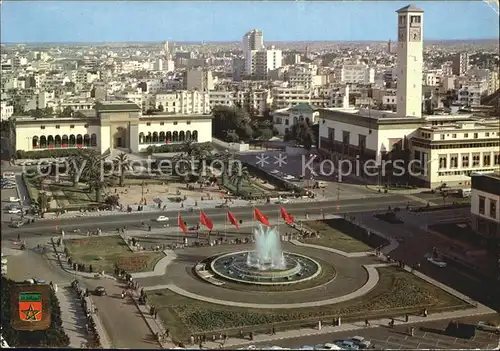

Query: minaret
[[164, 41, 170, 60], [387, 39, 392, 54], [396, 4, 424, 118]]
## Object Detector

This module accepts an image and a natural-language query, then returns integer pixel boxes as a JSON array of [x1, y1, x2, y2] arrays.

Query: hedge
[[146, 142, 213, 154], [16, 149, 85, 160]]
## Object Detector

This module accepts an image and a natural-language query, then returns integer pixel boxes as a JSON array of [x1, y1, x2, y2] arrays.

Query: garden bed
[[64, 235, 164, 273], [411, 203, 470, 213], [302, 219, 388, 252], [148, 266, 470, 342], [374, 212, 404, 224]]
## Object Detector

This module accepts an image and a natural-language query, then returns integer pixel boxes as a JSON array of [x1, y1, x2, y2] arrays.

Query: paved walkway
[[130, 249, 176, 279], [198, 305, 496, 349], [55, 285, 93, 348], [142, 263, 382, 309], [290, 240, 370, 257]]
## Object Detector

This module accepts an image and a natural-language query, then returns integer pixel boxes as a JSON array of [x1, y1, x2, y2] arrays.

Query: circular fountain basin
[[210, 251, 322, 285]]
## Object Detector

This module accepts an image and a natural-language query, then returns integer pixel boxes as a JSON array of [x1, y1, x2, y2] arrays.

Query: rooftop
[[396, 4, 424, 13], [95, 101, 141, 112], [288, 103, 317, 114]]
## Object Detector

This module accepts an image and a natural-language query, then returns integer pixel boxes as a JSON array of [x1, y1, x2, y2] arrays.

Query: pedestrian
[[17, 233, 20, 241], [199, 341, 203, 349], [365, 319, 370, 327], [423, 308, 428, 317], [249, 331, 254, 341], [166, 328, 170, 337], [405, 313, 409, 322], [410, 327, 415, 337], [189, 335, 194, 345], [271, 325, 276, 335], [154, 310, 158, 319]]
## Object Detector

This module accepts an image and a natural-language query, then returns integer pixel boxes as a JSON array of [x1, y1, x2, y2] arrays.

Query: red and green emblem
[[19, 292, 42, 322]]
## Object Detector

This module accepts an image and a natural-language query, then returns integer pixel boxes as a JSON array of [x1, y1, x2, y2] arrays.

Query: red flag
[[199, 210, 213, 230], [280, 206, 294, 225], [254, 207, 270, 227], [178, 215, 188, 234], [227, 210, 239, 230]]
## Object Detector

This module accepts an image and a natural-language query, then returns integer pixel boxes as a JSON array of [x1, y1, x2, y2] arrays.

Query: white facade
[[286, 63, 322, 88], [396, 5, 424, 118], [339, 64, 375, 84], [272, 103, 319, 136], [242, 29, 264, 76], [185, 69, 214, 92], [471, 188, 499, 224], [1, 102, 14, 121], [14, 102, 213, 154], [411, 120, 500, 187]]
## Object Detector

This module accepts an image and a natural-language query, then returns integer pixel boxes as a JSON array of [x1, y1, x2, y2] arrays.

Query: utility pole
[[336, 182, 340, 214], [141, 181, 145, 204]]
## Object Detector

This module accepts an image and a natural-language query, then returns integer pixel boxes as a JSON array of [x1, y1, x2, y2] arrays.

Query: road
[[251, 315, 500, 350], [1, 194, 431, 238]]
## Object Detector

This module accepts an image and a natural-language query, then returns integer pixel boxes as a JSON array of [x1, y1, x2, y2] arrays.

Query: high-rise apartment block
[[452, 52, 470, 76], [242, 29, 282, 79]]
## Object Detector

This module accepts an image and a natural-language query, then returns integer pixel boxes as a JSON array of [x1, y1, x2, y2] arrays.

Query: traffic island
[[63, 235, 164, 274], [146, 266, 470, 343], [374, 212, 404, 224]]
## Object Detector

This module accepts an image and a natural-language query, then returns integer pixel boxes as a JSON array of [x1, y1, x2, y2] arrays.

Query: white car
[[477, 321, 500, 333], [427, 257, 447, 267], [9, 197, 21, 202], [156, 216, 169, 222], [8, 208, 22, 214], [322, 344, 343, 350]]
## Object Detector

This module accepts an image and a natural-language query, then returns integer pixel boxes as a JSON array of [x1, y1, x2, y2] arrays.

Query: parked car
[[94, 286, 107, 296], [7, 208, 22, 214], [351, 336, 371, 349], [477, 321, 500, 333], [9, 197, 21, 202], [322, 344, 343, 350], [427, 257, 447, 267], [156, 216, 169, 222]]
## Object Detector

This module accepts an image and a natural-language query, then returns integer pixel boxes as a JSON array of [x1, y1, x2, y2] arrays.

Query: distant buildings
[[452, 52, 470, 76], [242, 29, 283, 79]]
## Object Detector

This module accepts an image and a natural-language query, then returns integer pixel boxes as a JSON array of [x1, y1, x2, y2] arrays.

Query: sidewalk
[[198, 304, 495, 349], [55, 285, 93, 348]]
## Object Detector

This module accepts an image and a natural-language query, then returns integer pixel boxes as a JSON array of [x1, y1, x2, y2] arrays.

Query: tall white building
[[396, 4, 424, 118], [242, 29, 264, 76], [253, 47, 283, 80]]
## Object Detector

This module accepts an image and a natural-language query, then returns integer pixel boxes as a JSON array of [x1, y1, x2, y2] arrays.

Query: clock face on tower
[[409, 27, 421, 42], [398, 27, 406, 42]]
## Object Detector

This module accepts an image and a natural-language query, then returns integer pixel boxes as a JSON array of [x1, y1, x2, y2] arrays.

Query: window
[[55, 125, 60, 129], [70, 125, 75, 129], [187, 121, 191, 125], [490, 200, 497, 219], [483, 154, 491, 166], [450, 155, 458, 168], [173, 122, 178, 125], [440, 134, 445, 140], [41, 126, 45, 129], [160, 122, 164, 126], [84, 124, 88, 128], [472, 154, 480, 166], [479, 196, 485, 214], [464, 133, 468, 138], [485, 132, 490, 137], [438, 156, 447, 169], [474, 133, 478, 139], [452, 134, 457, 138], [494, 154, 500, 165], [285, 119, 289, 126], [462, 155, 469, 167], [146, 122, 151, 126]]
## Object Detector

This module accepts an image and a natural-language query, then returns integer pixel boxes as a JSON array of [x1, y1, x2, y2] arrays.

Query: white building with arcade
[[13, 101, 213, 154]]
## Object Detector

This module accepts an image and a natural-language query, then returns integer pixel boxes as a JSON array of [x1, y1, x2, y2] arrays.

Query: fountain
[[209, 225, 322, 285]]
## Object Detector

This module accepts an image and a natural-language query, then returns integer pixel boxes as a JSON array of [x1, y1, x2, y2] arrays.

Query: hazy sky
[[1, 1, 498, 43]]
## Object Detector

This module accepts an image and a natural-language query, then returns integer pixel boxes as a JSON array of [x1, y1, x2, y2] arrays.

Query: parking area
[[252, 316, 500, 350], [1, 173, 22, 223], [239, 152, 377, 201]]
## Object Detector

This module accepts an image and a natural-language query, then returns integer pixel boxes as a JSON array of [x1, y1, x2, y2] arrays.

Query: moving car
[[156, 216, 169, 222], [322, 344, 343, 350], [9, 197, 20, 202], [477, 321, 500, 333], [427, 257, 447, 267], [94, 286, 107, 296]]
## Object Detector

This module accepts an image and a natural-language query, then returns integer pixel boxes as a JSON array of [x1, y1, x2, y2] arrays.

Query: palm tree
[[230, 165, 250, 195], [173, 152, 192, 184], [79, 149, 108, 202], [37, 191, 49, 218], [217, 151, 232, 186], [67, 153, 86, 187], [113, 152, 130, 187]]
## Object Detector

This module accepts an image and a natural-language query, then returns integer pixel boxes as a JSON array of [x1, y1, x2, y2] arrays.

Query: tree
[[59, 106, 73, 117], [113, 152, 130, 187], [67, 154, 85, 187], [36, 191, 49, 218], [285, 121, 315, 149], [78, 149, 108, 202], [441, 189, 449, 206], [216, 151, 232, 185], [212, 105, 254, 141], [157, 104, 164, 112], [230, 165, 250, 195]]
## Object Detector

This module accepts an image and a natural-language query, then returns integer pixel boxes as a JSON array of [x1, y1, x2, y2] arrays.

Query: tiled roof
[[396, 4, 424, 13]]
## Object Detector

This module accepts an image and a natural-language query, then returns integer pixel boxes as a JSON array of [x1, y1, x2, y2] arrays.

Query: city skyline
[[1, 1, 499, 43]]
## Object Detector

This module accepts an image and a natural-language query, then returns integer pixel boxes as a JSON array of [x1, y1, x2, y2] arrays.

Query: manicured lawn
[[48, 184, 97, 206], [64, 235, 164, 273], [374, 212, 404, 224], [222, 179, 266, 197], [301, 219, 386, 253], [148, 266, 470, 343]]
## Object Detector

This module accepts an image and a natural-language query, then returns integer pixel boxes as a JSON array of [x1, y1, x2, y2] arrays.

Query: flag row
[[177, 207, 294, 233]]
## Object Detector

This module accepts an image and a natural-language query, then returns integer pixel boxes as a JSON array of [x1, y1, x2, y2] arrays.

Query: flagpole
[[224, 211, 227, 241], [177, 210, 180, 245]]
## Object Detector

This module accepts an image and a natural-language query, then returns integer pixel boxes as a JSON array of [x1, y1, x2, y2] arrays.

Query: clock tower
[[396, 4, 424, 118]]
